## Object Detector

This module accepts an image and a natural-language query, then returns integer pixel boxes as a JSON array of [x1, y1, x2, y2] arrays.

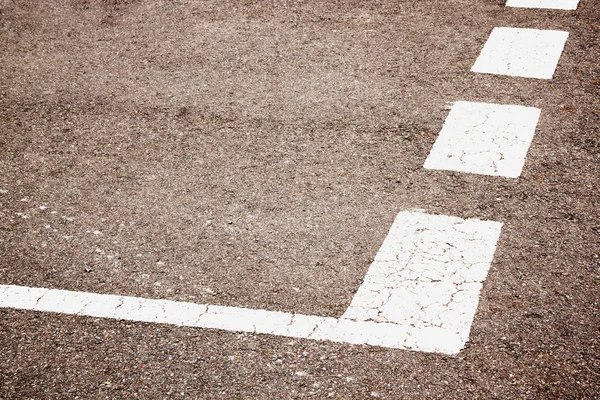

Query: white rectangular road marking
[[471, 27, 569, 79], [506, 0, 580, 10], [342, 211, 503, 346], [423, 101, 541, 178], [0, 211, 502, 355]]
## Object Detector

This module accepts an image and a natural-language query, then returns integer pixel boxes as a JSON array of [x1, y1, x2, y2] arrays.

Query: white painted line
[[0, 211, 502, 355], [471, 27, 569, 79], [423, 101, 541, 178], [342, 211, 503, 347], [0, 284, 461, 353], [506, 0, 579, 10]]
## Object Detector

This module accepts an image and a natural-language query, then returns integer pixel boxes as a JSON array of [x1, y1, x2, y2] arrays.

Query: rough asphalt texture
[[1, 0, 599, 398]]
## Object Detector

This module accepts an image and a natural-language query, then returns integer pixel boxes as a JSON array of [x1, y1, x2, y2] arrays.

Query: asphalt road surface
[[1, 0, 599, 398]]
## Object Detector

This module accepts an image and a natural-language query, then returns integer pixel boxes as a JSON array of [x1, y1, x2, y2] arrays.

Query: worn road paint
[[0, 211, 502, 355], [0, 284, 467, 354], [506, 0, 579, 10], [343, 211, 503, 344], [471, 27, 569, 79], [424, 101, 541, 178]]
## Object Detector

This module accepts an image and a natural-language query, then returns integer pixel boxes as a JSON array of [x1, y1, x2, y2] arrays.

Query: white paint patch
[[506, 0, 579, 10], [423, 101, 541, 178], [342, 211, 503, 346], [471, 27, 569, 79], [0, 211, 502, 355]]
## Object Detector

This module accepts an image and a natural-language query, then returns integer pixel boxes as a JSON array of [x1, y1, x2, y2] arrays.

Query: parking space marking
[[506, 0, 580, 10], [342, 211, 503, 347], [423, 101, 541, 178], [0, 211, 502, 355], [471, 27, 569, 79]]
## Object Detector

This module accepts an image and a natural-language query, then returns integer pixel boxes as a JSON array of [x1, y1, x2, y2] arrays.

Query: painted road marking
[[342, 211, 503, 345], [0, 284, 464, 354], [423, 101, 541, 178], [506, 0, 580, 10], [471, 27, 569, 79], [0, 211, 502, 355]]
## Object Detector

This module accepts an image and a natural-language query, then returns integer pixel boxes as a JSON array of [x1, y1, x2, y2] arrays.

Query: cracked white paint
[[0, 211, 502, 355], [342, 211, 502, 345], [471, 27, 569, 79], [424, 101, 541, 178], [506, 0, 579, 10]]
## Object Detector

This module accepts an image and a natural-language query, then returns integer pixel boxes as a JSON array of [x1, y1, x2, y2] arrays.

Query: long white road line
[[471, 27, 569, 79], [342, 212, 503, 336], [424, 101, 541, 178], [0, 211, 502, 355]]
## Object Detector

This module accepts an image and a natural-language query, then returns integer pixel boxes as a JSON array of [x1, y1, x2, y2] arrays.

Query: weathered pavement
[[1, 0, 599, 398]]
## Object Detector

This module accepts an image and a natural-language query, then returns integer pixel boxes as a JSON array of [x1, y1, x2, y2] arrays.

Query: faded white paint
[[506, 0, 579, 10], [0, 211, 502, 355], [471, 27, 569, 79], [424, 101, 541, 178]]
